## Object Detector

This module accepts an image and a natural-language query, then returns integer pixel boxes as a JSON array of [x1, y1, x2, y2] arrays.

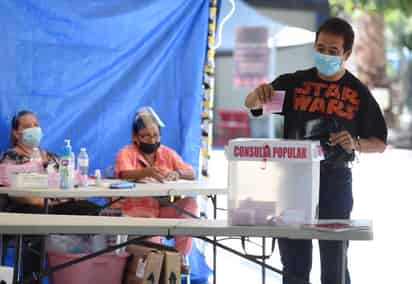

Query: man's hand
[[329, 131, 355, 153], [245, 83, 277, 108]]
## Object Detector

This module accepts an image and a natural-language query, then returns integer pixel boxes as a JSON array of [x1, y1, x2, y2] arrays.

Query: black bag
[[304, 117, 355, 163]]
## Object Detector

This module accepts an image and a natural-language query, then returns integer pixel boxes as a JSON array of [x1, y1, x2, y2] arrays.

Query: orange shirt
[[114, 144, 193, 177], [112, 144, 194, 216]]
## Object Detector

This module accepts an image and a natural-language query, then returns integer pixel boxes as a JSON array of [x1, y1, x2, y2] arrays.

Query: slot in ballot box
[[225, 138, 324, 225]]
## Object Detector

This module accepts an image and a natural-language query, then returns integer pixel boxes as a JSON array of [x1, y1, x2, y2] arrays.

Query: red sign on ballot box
[[226, 138, 324, 162]]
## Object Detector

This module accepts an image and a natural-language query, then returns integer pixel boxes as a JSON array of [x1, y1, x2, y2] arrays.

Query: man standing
[[245, 17, 387, 284]]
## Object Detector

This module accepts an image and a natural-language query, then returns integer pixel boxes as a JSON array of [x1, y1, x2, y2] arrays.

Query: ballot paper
[[263, 90, 286, 114], [301, 220, 371, 232]]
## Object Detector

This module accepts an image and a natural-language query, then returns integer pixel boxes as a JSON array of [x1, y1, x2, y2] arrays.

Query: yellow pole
[[200, 0, 218, 177]]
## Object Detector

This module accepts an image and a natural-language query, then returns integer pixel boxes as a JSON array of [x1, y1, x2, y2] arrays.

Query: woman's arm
[[176, 168, 195, 180], [119, 167, 167, 182], [12, 197, 44, 207]]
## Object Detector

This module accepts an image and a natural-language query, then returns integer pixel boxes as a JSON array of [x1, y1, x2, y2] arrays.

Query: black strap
[[240, 237, 276, 260]]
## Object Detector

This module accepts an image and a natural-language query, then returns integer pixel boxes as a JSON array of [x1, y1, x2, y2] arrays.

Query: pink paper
[[0, 162, 43, 186], [263, 90, 285, 114]]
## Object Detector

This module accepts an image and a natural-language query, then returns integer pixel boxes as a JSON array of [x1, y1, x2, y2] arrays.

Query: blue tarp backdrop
[[0, 0, 209, 174]]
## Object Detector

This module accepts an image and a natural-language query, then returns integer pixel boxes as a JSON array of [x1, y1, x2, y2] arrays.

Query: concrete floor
[[203, 147, 412, 284]]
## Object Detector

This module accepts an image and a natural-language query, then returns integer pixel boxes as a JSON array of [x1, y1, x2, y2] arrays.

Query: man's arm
[[245, 83, 277, 109], [330, 131, 386, 154], [355, 137, 386, 153]]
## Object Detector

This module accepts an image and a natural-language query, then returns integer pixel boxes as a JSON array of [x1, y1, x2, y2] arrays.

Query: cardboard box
[[125, 271, 160, 284], [160, 251, 181, 284], [128, 242, 182, 284], [125, 245, 164, 284]]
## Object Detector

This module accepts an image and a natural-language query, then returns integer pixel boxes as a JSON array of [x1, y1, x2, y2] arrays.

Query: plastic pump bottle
[[60, 139, 74, 189]]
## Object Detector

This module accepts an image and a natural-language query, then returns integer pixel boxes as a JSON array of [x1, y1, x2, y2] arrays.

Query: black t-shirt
[[251, 67, 387, 161]]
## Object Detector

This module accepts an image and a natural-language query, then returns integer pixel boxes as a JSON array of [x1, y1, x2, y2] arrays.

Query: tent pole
[[201, 0, 218, 178]]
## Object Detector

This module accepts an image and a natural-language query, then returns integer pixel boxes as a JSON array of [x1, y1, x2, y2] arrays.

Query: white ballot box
[[0, 266, 13, 284], [225, 138, 324, 225]]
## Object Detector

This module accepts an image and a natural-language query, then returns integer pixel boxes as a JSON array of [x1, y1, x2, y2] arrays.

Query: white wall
[[275, 44, 314, 76], [214, 44, 314, 138], [215, 53, 270, 138], [215, 54, 249, 110], [215, 44, 314, 111]]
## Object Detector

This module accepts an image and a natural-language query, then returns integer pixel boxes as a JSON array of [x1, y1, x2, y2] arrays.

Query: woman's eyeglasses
[[138, 134, 160, 141]]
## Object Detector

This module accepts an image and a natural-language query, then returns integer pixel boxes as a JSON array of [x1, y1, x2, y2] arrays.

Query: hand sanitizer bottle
[[60, 139, 74, 189]]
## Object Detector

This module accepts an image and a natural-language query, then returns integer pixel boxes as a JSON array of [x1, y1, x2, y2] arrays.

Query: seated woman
[[1, 110, 100, 214], [0, 110, 100, 283], [112, 107, 197, 256]]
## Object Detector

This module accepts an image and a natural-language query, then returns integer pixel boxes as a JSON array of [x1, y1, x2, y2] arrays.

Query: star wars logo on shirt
[[294, 81, 360, 120]]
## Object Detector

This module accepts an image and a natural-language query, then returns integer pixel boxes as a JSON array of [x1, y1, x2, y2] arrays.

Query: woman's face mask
[[136, 124, 161, 154], [139, 142, 160, 154], [21, 127, 43, 147]]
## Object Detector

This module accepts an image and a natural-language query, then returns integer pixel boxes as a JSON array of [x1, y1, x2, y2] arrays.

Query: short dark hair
[[315, 17, 354, 53], [10, 110, 35, 146], [11, 110, 34, 130]]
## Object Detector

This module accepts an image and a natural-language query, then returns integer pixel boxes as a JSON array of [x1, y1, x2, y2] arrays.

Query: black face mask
[[139, 142, 160, 154]]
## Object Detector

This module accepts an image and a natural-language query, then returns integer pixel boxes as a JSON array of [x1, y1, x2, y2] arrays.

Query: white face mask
[[21, 127, 43, 147]]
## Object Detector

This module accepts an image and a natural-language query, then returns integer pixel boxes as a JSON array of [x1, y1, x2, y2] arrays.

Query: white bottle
[[94, 169, 102, 187], [30, 147, 43, 173], [77, 148, 89, 187], [71, 149, 76, 171]]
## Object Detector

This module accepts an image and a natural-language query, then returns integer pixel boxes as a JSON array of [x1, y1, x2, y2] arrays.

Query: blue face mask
[[314, 51, 342, 77], [21, 127, 43, 147]]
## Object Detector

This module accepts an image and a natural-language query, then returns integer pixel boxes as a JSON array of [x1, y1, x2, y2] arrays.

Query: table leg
[[39, 198, 49, 281], [262, 237, 266, 284], [13, 234, 23, 284], [212, 195, 217, 284], [0, 234, 3, 265], [338, 241, 346, 284]]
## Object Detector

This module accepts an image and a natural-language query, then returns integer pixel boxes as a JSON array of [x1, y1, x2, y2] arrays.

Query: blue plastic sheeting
[[0, 0, 209, 174]]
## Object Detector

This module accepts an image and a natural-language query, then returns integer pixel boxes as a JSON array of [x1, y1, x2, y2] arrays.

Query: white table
[[173, 219, 372, 284], [172, 218, 373, 240], [0, 213, 372, 240], [0, 213, 372, 284], [0, 179, 227, 219], [0, 213, 175, 236], [0, 179, 228, 199], [0, 181, 370, 284], [0, 180, 227, 284]]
